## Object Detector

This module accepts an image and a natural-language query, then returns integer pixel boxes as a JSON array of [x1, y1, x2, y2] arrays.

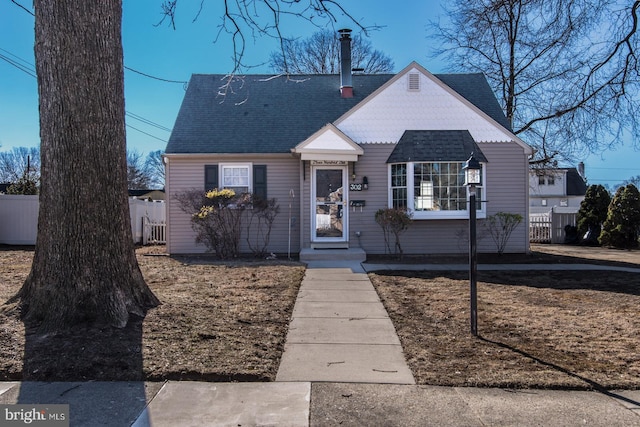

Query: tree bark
[[14, 0, 160, 329]]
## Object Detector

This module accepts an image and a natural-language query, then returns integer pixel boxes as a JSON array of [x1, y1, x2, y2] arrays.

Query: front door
[[312, 166, 348, 244]]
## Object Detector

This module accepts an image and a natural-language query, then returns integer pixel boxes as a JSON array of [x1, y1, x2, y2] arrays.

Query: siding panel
[[166, 156, 300, 255]]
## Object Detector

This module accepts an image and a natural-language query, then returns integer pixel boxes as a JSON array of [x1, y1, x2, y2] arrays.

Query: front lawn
[[0, 247, 304, 381], [370, 268, 640, 389]]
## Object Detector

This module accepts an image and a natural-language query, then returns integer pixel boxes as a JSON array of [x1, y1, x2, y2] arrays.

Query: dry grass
[[1, 244, 639, 389], [370, 266, 640, 390], [0, 246, 305, 381]]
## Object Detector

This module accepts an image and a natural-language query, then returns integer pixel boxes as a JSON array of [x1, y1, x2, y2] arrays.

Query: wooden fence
[[529, 210, 577, 244]]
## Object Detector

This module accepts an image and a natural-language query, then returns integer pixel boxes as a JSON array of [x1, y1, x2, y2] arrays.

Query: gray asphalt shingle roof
[[386, 130, 489, 164], [165, 72, 511, 154], [566, 168, 588, 196]]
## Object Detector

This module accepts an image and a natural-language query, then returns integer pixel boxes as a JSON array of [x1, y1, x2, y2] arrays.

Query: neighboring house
[[164, 30, 533, 258], [529, 165, 587, 214], [128, 189, 166, 201]]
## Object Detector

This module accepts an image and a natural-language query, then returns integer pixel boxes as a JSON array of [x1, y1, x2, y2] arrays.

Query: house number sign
[[311, 160, 347, 166], [349, 183, 363, 191]]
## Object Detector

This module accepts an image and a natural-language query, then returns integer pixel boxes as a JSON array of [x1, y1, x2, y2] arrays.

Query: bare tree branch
[[10, 0, 34, 16], [156, 0, 377, 75], [269, 29, 394, 74], [432, 0, 640, 164]]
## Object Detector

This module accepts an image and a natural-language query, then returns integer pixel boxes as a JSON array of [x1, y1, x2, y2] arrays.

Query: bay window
[[389, 161, 485, 219]]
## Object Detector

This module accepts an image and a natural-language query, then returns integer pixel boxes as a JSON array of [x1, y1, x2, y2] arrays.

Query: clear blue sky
[[1, 0, 638, 187]]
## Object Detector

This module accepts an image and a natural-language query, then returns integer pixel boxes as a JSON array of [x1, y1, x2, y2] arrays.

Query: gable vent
[[408, 73, 420, 91]]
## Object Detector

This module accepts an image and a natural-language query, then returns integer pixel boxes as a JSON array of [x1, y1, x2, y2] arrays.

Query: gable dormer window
[[408, 73, 420, 91]]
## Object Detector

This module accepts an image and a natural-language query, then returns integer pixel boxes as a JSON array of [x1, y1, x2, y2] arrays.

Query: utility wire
[[126, 111, 172, 133], [1, 46, 173, 141], [126, 125, 168, 143], [0, 52, 36, 78], [124, 66, 187, 84]]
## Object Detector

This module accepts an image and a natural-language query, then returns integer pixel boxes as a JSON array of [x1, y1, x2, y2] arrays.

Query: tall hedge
[[576, 184, 610, 243], [599, 184, 640, 249]]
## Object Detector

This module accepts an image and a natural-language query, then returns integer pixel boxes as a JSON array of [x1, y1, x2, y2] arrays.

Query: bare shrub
[[375, 208, 413, 259]]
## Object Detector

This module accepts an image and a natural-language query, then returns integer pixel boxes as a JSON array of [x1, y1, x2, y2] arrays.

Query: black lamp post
[[463, 154, 481, 336]]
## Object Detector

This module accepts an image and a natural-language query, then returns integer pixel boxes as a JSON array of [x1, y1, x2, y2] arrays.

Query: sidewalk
[[1, 260, 639, 426], [2, 378, 639, 425]]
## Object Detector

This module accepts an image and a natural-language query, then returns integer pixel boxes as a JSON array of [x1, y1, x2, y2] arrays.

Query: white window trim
[[388, 162, 487, 220], [219, 162, 253, 194]]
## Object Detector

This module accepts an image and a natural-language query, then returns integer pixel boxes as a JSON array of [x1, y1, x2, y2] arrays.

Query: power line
[[0, 52, 36, 78], [126, 111, 172, 133], [1, 46, 173, 143], [124, 66, 187, 84], [588, 166, 639, 171], [126, 124, 167, 143]]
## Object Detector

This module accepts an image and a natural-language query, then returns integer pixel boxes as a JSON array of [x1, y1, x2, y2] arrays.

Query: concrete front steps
[[299, 247, 366, 263]]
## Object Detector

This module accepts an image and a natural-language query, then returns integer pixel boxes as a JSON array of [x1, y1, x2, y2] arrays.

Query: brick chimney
[[339, 29, 353, 98]]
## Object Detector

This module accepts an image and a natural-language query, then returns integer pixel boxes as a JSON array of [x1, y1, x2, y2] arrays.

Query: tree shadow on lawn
[[479, 335, 640, 406], [0, 315, 153, 426], [368, 247, 640, 269], [20, 317, 146, 382], [372, 269, 640, 296]]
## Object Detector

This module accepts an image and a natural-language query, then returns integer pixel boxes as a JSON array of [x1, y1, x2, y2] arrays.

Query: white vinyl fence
[[529, 209, 577, 244], [0, 195, 39, 245], [0, 195, 166, 245], [129, 198, 166, 244]]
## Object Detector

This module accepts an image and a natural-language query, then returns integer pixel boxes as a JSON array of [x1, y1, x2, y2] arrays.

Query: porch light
[[463, 154, 480, 337], [463, 154, 481, 186]]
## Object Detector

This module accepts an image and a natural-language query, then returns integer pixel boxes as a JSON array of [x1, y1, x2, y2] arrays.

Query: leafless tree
[[269, 29, 394, 74], [0, 147, 40, 183], [433, 0, 640, 164], [9, 0, 361, 330], [126, 149, 153, 190], [145, 149, 165, 189]]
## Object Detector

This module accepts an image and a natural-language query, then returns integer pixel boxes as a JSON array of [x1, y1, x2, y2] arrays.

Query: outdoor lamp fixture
[[463, 154, 481, 336], [362, 176, 369, 190]]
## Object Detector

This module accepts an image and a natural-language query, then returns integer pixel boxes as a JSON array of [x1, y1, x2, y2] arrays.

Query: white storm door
[[312, 166, 348, 242]]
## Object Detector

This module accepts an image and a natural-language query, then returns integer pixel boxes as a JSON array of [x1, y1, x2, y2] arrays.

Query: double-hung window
[[220, 163, 251, 194], [389, 161, 485, 219], [205, 163, 268, 200]]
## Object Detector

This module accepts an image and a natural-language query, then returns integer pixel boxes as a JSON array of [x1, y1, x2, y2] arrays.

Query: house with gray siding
[[164, 30, 533, 259]]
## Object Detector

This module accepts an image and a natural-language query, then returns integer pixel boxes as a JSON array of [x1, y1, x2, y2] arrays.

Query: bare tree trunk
[[14, 0, 159, 329]]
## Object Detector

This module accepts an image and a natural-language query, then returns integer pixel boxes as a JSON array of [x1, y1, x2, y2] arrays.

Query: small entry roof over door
[[292, 124, 363, 162]]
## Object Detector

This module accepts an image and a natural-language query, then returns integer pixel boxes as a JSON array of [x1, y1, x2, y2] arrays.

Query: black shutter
[[204, 165, 218, 191], [253, 165, 267, 200]]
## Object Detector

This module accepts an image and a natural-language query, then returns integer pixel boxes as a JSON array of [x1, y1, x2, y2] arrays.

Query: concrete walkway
[[276, 261, 415, 384]]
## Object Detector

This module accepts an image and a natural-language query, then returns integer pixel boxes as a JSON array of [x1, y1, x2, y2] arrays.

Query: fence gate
[[529, 211, 577, 244], [530, 214, 551, 243], [143, 216, 166, 245]]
